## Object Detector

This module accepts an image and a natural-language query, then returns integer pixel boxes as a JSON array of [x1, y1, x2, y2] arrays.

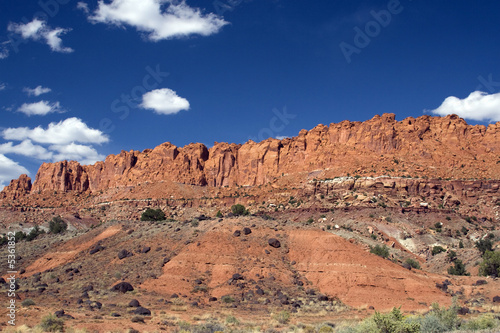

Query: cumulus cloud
[[24, 85, 52, 96], [2, 117, 109, 145], [50, 143, 105, 165], [8, 19, 73, 53], [89, 0, 228, 41], [0, 154, 29, 190], [429, 91, 500, 122], [0, 140, 53, 160], [140, 88, 190, 115], [17, 101, 63, 116]]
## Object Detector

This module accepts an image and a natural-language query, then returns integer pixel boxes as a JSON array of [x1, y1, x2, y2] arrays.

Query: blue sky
[[1, 0, 500, 188]]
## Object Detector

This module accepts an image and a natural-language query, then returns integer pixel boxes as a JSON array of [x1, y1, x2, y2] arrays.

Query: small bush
[[26, 226, 44, 241], [432, 246, 446, 256], [140, 208, 165, 221], [216, 210, 223, 218], [405, 258, 421, 269], [462, 313, 499, 330], [428, 301, 460, 331], [447, 250, 457, 262], [476, 239, 493, 256], [370, 244, 390, 259], [479, 250, 500, 277], [15, 231, 26, 241], [39, 314, 65, 332], [221, 295, 234, 303], [225, 315, 239, 325], [372, 307, 420, 333], [49, 216, 67, 234], [231, 204, 248, 216], [21, 299, 35, 307], [272, 310, 290, 324], [447, 259, 469, 276]]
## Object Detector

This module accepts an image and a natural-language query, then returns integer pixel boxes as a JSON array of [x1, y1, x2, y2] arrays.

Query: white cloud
[[0, 47, 8, 59], [429, 91, 500, 123], [275, 135, 289, 140], [0, 154, 29, 190], [7, 19, 73, 53], [77, 2, 90, 14], [140, 88, 190, 115], [2, 117, 109, 145], [50, 143, 105, 165], [17, 101, 63, 116], [24, 85, 52, 97], [0, 83, 5, 91], [0, 140, 53, 160], [89, 0, 228, 41]]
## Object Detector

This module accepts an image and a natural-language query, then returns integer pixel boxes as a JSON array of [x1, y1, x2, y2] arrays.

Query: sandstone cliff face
[[3, 114, 500, 198], [0, 174, 32, 200]]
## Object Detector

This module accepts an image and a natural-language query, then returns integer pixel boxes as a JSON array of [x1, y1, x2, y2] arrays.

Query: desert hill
[[0, 113, 499, 331]]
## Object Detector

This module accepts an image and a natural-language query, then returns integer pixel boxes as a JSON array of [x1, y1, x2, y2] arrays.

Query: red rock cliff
[[3, 113, 500, 197]]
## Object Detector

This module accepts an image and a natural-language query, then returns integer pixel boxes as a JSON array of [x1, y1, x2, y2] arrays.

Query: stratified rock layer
[[3, 114, 500, 198]]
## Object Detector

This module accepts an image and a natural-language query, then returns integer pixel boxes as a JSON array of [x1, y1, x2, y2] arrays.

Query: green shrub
[[26, 226, 44, 241], [428, 301, 460, 331], [479, 250, 500, 277], [15, 231, 26, 241], [39, 314, 65, 332], [447, 259, 469, 276], [49, 216, 67, 234], [272, 310, 290, 324], [370, 244, 390, 259], [476, 239, 493, 256], [432, 246, 446, 256], [225, 315, 239, 325], [459, 241, 464, 249], [221, 295, 234, 303], [405, 258, 421, 269], [21, 299, 35, 307], [231, 204, 248, 216], [447, 250, 457, 262], [140, 208, 165, 221], [416, 313, 448, 333], [216, 210, 223, 218], [462, 313, 499, 330], [372, 307, 420, 333]]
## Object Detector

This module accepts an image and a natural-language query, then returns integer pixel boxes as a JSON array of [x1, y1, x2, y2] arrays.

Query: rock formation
[[2, 114, 500, 198]]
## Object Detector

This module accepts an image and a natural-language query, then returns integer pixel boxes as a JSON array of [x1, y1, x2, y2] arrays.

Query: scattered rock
[[128, 299, 140, 307], [243, 227, 252, 235], [89, 244, 104, 254], [268, 238, 281, 248], [111, 282, 134, 293], [473, 280, 487, 286], [493, 296, 500, 303], [233, 230, 241, 237], [134, 307, 151, 316], [118, 249, 133, 259]]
